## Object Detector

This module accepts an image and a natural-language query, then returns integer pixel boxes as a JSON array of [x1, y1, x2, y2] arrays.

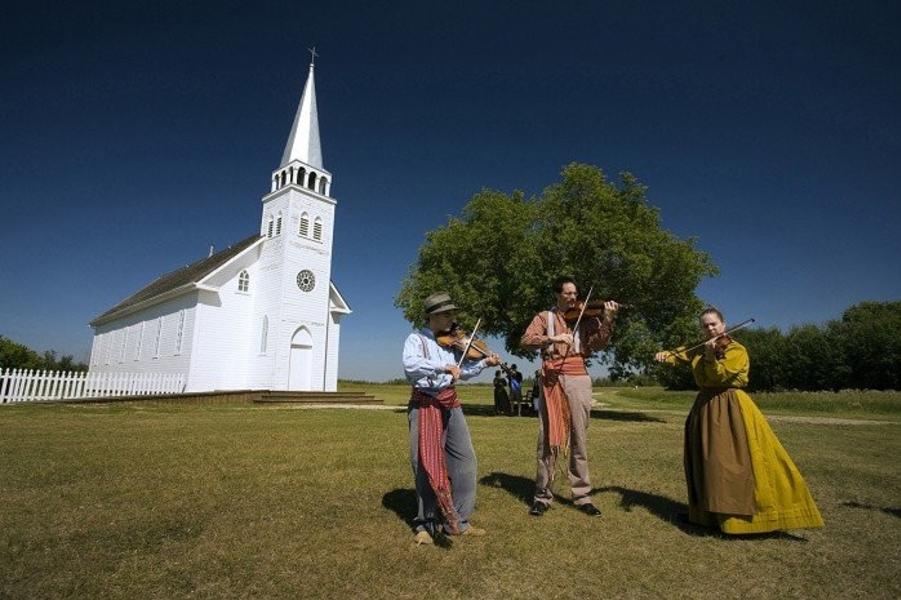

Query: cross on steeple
[[308, 46, 319, 66]]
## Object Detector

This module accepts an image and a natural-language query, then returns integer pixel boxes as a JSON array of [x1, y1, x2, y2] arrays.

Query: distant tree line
[[0, 336, 88, 372], [656, 301, 901, 392]]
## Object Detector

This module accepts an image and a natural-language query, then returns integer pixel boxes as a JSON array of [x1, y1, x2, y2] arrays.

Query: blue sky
[[1, 2, 899, 381]]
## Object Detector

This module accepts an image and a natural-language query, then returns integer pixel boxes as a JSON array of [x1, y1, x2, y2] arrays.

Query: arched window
[[299, 212, 310, 237], [238, 270, 250, 292], [260, 315, 269, 353], [298, 167, 306, 186], [313, 217, 323, 241], [308, 172, 317, 189], [266, 216, 274, 238], [275, 212, 283, 236], [288, 166, 295, 184], [318, 177, 327, 195], [280, 171, 287, 187]]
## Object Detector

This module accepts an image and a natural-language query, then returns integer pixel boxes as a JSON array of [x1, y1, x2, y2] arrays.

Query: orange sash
[[541, 358, 588, 454]]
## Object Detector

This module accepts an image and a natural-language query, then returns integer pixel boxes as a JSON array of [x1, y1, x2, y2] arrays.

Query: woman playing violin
[[655, 307, 823, 534]]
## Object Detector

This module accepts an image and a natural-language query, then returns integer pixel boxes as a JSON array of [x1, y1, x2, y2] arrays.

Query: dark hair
[[700, 306, 725, 322], [553, 275, 576, 293]]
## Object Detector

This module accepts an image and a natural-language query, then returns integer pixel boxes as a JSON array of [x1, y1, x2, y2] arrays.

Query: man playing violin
[[402, 291, 500, 545], [521, 276, 620, 517]]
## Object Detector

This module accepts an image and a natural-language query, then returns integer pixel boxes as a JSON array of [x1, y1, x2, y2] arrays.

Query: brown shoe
[[413, 530, 434, 545], [461, 525, 486, 536]]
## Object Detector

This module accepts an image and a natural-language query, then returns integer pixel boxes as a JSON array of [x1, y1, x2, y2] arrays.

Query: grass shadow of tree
[[592, 486, 807, 541], [590, 409, 666, 423], [460, 403, 516, 417]]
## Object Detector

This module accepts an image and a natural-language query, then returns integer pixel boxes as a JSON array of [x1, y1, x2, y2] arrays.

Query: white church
[[88, 59, 350, 393]]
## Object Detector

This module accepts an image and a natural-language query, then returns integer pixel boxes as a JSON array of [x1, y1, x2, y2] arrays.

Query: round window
[[296, 270, 316, 292]]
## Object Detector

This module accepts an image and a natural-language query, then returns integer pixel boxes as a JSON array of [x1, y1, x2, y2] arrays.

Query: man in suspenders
[[520, 276, 619, 517], [402, 291, 499, 545]]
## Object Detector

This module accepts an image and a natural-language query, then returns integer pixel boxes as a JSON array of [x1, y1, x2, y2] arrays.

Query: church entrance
[[288, 327, 314, 390]]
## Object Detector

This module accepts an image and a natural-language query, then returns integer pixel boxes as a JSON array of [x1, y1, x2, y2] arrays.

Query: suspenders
[[546, 309, 580, 355]]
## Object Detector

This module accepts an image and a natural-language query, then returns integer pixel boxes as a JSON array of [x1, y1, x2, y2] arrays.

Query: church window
[[267, 217, 274, 238], [298, 167, 306, 185], [154, 316, 162, 358], [238, 270, 250, 292], [276, 213, 283, 236], [296, 269, 316, 292], [280, 171, 287, 188], [318, 177, 327, 195], [120, 329, 128, 363], [313, 217, 323, 241], [175, 310, 186, 354], [260, 315, 269, 353], [308, 172, 317, 189], [135, 322, 144, 360], [299, 213, 310, 237]]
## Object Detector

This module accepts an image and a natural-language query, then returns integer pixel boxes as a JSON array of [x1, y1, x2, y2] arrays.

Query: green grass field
[[2, 387, 899, 598]]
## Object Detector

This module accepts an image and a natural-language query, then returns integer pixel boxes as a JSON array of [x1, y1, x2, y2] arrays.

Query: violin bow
[[567, 286, 594, 346], [663, 318, 757, 357], [456, 317, 482, 369]]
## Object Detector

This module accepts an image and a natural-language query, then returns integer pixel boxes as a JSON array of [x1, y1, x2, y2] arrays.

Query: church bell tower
[[255, 50, 339, 391]]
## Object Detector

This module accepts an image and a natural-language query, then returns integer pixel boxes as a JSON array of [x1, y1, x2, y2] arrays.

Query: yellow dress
[[667, 341, 824, 534]]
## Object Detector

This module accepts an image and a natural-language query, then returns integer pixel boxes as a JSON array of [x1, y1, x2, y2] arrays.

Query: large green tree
[[395, 163, 718, 375]]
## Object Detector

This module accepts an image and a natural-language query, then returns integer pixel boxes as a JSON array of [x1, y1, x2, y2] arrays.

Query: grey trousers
[[534, 373, 594, 506], [408, 405, 477, 532]]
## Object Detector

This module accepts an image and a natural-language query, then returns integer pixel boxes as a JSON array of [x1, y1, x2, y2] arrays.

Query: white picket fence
[[0, 369, 186, 404]]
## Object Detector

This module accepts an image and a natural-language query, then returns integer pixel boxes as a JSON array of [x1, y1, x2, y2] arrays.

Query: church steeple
[[269, 49, 331, 198], [280, 50, 323, 170]]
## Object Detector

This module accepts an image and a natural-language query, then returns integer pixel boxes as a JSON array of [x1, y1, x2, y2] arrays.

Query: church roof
[[91, 234, 263, 326], [280, 63, 323, 170]]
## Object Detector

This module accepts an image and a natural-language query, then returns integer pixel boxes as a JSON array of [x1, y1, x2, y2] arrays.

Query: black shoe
[[578, 503, 602, 517], [529, 502, 549, 516]]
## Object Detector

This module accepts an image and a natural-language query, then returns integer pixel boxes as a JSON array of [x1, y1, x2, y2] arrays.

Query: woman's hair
[[700, 306, 725, 322]]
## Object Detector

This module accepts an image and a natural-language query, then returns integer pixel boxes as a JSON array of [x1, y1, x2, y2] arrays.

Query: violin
[[562, 300, 632, 322], [659, 319, 756, 360], [436, 324, 513, 375]]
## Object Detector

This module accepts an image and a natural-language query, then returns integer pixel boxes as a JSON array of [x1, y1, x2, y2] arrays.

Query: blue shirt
[[403, 328, 489, 396]]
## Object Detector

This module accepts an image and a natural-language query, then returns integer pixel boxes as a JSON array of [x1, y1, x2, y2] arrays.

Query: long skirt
[[684, 388, 824, 534]]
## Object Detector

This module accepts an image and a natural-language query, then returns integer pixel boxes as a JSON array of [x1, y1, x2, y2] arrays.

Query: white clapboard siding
[[0, 369, 185, 404]]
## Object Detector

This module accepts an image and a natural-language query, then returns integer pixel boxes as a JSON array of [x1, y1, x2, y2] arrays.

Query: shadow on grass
[[592, 486, 808, 541], [842, 501, 901, 519], [382, 488, 417, 529], [479, 472, 534, 506], [460, 403, 531, 417], [589, 409, 666, 423], [381, 488, 454, 549], [461, 403, 665, 423]]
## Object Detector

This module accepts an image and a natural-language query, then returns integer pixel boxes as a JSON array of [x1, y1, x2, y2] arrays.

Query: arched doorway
[[288, 327, 313, 390]]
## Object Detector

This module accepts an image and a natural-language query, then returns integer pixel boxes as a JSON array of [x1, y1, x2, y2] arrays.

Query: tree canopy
[[395, 163, 718, 376], [0, 336, 88, 372], [658, 301, 901, 391]]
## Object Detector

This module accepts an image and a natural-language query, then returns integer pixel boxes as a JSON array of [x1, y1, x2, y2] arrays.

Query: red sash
[[541, 358, 588, 454], [411, 387, 462, 534]]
